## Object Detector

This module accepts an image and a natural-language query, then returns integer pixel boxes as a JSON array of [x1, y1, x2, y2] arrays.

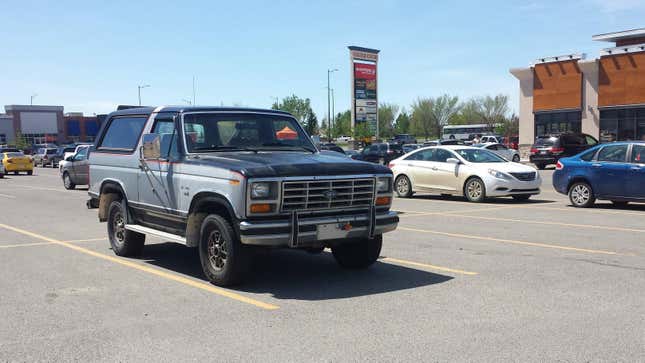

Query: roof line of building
[[592, 28, 645, 42]]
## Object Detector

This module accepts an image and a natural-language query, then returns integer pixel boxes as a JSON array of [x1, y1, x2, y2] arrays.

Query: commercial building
[[510, 28, 645, 156], [1, 105, 100, 145]]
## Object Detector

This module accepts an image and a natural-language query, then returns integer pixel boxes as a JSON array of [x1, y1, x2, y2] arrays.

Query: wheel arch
[[98, 180, 128, 222], [567, 176, 592, 194], [186, 192, 238, 247], [395, 173, 413, 191]]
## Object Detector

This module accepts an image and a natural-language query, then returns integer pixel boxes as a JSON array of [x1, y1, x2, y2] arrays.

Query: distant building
[[0, 113, 14, 145], [63, 112, 100, 143], [510, 28, 645, 156]]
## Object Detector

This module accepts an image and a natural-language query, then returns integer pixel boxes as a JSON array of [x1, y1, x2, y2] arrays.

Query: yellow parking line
[[398, 226, 618, 255], [381, 257, 478, 275], [64, 237, 107, 243], [426, 213, 645, 234], [0, 223, 279, 310]]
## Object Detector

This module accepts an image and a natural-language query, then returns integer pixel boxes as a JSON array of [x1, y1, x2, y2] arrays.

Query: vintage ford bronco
[[88, 106, 398, 286]]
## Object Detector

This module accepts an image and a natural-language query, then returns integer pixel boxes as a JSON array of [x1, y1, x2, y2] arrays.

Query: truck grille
[[509, 172, 536, 181], [281, 178, 375, 212]]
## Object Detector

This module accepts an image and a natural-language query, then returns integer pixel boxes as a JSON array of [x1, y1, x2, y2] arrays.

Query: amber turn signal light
[[250, 203, 273, 213], [375, 196, 391, 206]]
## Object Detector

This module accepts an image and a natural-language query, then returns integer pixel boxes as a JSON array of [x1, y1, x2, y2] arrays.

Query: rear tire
[[63, 172, 75, 190], [568, 182, 595, 208], [464, 177, 486, 203], [332, 235, 382, 269], [26, 170, 32, 176], [512, 195, 531, 201], [198, 214, 250, 286], [394, 175, 413, 198], [107, 200, 145, 256]]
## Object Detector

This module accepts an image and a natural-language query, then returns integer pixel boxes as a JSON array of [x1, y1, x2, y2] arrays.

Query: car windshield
[[6, 152, 25, 157], [534, 137, 556, 146], [455, 148, 506, 163], [182, 113, 316, 153]]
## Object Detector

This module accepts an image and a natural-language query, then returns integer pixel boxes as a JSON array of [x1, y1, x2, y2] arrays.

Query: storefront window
[[534, 111, 581, 137], [600, 108, 645, 142]]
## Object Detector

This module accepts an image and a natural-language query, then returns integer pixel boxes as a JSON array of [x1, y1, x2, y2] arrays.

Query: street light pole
[[331, 88, 335, 135], [327, 68, 338, 141], [30, 94, 37, 106], [137, 84, 150, 106]]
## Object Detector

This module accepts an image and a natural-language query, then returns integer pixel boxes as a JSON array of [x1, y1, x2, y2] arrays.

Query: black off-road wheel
[[63, 172, 75, 190], [394, 175, 413, 198], [332, 235, 382, 269], [199, 214, 250, 286], [107, 200, 145, 256]]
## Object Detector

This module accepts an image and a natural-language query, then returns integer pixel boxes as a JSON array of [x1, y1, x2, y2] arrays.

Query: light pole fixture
[[327, 68, 338, 141], [30, 93, 38, 106], [137, 84, 150, 106]]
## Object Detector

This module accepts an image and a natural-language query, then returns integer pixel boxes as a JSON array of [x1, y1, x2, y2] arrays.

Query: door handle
[[631, 166, 642, 171], [592, 163, 602, 167]]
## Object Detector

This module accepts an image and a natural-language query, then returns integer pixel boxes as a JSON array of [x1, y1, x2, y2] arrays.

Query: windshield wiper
[[192, 146, 258, 153], [260, 143, 316, 153]]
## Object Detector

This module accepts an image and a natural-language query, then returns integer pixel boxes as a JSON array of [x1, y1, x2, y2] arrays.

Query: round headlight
[[251, 182, 271, 199], [376, 177, 390, 192]]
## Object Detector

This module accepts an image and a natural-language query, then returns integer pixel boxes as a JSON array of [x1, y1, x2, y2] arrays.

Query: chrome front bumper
[[239, 210, 399, 247]]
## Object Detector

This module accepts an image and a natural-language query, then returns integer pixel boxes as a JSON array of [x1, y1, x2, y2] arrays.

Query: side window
[[631, 145, 645, 163], [364, 145, 377, 153], [486, 145, 497, 150], [433, 149, 452, 163], [405, 149, 433, 161], [74, 147, 89, 160], [579, 148, 597, 162], [378, 144, 387, 152], [585, 136, 598, 146], [497, 144, 508, 150], [597, 144, 628, 162], [98, 116, 147, 151], [152, 120, 179, 159]]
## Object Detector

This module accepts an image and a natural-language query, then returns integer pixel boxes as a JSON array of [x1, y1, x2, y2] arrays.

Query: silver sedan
[[473, 143, 520, 162]]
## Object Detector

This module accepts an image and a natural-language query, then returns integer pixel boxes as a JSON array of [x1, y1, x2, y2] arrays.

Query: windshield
[[182, 113, 316, 153], [6, 152, 25, 157], [455, 148, 506, 163]]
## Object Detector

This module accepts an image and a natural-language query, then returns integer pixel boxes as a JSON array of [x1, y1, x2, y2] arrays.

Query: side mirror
[[446, 158, 460, 164], [141, 133, 161, 160], [66, 156, 74, 161]]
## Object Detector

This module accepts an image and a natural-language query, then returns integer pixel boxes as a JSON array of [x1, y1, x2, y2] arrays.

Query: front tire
[[464, 177, 486, 203], [332, 235, 382, 269], [107, 200, 145, 256], [569, 182, 595, 208], [63, 172, 75, 190], [395, 175, 413, 198], [198, 214, 250, 286], [26, 170, 32, 175]]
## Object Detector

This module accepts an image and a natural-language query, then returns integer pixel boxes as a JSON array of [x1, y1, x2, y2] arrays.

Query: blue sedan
[[553, 141, 645, 207]]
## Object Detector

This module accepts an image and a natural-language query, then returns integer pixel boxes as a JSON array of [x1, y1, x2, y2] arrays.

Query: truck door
[[137, 114, 181, 218]]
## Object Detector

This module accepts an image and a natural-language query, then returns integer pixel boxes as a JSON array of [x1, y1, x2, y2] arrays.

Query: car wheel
[[332, 235, 382, 269], [63, 172, 75, 190], [512, 154, 520, 162], [26, 170, 32, 176], [199, 214, 250, 286], [394, 175, 413, 198], [0, 173, 3, 179], [13, 171, 18, 175], [568, 182, 595, 208], [464, 177, 486, 203], [512, 195, 531, 201], [107, 200, 145, 256], [536, 163, 546, 170], [611, 201, 628, 208]]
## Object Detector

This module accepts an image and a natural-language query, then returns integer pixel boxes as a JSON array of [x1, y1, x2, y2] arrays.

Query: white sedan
[[474, 142, 520, 162], [389, 146, 541, 202]]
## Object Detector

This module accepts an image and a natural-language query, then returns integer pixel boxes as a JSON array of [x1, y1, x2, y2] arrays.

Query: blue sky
[[1, 0, 644, 118]]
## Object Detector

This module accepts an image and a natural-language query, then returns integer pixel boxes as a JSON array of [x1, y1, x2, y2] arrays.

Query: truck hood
[[187, 151, 391, 178]]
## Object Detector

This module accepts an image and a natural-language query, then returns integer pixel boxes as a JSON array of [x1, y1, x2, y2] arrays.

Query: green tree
[[496, 113, 519, 137], [429, 94, 461, 137], [332, 110, 351, 137], [12, 131, 29, 150], [394, 109, 410, 134], [272, 94, 318, 135], [410, 98, 435, 140], [449, 98, 481, 125], [378, 103, 399, 139], [476, 94, 510, 129], [353, 122, 371, 141]]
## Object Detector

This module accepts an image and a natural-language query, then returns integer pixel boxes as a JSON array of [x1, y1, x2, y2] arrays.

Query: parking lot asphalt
[[1, 167, 645, 362]]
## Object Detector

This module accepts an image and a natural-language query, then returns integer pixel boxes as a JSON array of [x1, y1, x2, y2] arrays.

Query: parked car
[[402, 144, 421, 154], [391, 134, 417, 144], [530, 133, 598, 170], [2, 151, 34, 175], [33, 147, 60, 167], [345, 149, 360, 159], [60, 145, 90, 189], [335, 135, 352, 143], [389, 146, 541, 202], [474, 143, 521, 162], [423, 139, 465, 147], [553, 141, 645, 208], [353, 142, 404, 165], [501, 136, 519, 150], [88, 106, 398, 286], [318, 142, 345, 154], [0, 160, 4, 178], [480, 135, 502, 144]]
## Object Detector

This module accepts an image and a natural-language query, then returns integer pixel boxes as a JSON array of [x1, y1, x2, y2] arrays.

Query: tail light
[[530, 148, 538, 155], [551, 147, 565, 154], [7, 159, 13, 164], [387, 149, 394, 154], [555, 161, 564, 170]]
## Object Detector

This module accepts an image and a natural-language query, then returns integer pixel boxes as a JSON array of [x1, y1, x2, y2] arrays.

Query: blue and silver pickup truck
[[88, 106, 398, 286]]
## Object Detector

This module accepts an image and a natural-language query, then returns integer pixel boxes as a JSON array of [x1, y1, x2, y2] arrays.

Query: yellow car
[[2, 151, 34, 175]]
